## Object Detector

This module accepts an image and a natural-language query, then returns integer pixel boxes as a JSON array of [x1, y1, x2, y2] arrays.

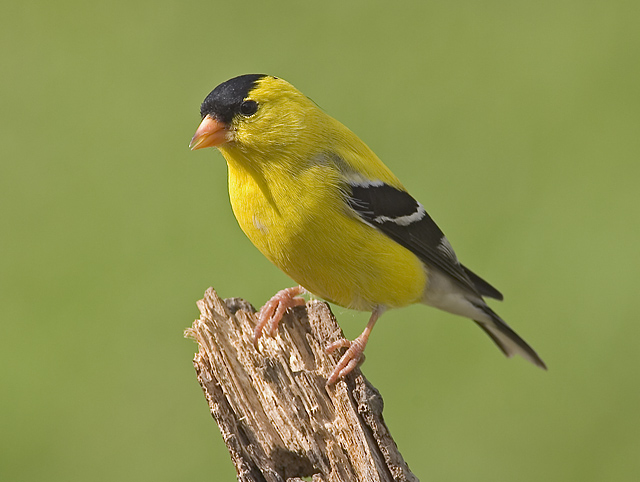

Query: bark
[[185, 287, 419, 482]]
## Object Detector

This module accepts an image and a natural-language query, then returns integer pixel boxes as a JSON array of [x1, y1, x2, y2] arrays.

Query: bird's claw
[[253, 286, 306, 345], [325, 336, 367, 385]]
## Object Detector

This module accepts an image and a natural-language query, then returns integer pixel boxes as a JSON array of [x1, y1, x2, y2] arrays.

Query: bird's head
[[190, 74, 322, 159]]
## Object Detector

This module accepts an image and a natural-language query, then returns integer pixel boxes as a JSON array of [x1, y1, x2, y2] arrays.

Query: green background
[[2, 1, 639, 480]]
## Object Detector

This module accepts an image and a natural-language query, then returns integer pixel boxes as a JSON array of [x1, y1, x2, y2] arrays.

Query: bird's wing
[[461, 265, 503, 300], [345, 180, 502, 299]]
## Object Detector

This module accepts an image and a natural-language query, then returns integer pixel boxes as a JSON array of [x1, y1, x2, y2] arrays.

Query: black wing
[[462, 265, 503, 300], [346, 181, 503, 300]]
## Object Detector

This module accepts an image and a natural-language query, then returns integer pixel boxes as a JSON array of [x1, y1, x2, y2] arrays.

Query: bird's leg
[[254, 286, 306, 345], [325, 306, 384, 385]]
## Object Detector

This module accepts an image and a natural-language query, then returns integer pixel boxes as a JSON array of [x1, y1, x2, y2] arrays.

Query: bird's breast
[[225, 155, 427, 312]]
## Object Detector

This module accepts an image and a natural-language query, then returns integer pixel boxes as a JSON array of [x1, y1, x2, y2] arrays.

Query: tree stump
[[185, 287, 419, 482]]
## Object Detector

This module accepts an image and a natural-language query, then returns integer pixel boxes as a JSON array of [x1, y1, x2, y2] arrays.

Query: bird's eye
[[239, 100, 258, 116]]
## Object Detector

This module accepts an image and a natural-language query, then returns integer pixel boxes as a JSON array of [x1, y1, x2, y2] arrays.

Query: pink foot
[[254, 286, 306, 345], [324, 306, 384, 385], [325, 336, 368, 385]]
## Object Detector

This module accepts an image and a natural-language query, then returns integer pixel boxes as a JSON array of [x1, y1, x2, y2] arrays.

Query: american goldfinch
[[190, 74, 546, 384]]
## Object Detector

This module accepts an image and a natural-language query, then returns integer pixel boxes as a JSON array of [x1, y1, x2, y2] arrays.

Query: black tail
[[473, 304, 546, 369]]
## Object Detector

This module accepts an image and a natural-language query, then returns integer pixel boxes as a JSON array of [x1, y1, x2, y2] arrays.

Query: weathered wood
[[185, 287, 419, 482]]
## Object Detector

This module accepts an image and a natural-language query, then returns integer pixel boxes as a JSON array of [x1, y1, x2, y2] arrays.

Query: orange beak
[[189, 115, 230, 150]]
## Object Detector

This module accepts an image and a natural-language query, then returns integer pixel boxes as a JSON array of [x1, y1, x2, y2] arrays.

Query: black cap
[[200, 74, 267, 124]]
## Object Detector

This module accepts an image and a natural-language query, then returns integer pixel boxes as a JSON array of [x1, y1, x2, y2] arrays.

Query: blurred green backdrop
[[2, 1, 639, 480]]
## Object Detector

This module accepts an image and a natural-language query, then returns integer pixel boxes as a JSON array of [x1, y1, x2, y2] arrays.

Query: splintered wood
[[185, 287, 419, 482]]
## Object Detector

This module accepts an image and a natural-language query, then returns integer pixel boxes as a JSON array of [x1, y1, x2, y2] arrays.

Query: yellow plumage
[[220, 77, 425, 311], [190, 74, 545, 384]]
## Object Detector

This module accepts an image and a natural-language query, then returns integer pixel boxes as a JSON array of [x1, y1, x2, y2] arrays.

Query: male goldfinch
[[190, 74, 545, 384]]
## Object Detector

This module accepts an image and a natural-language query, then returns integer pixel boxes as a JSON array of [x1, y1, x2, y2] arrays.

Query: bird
[[190, 74, 546, 384]]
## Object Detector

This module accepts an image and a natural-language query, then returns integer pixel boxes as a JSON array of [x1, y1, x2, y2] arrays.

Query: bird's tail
[[473, 304, 547, 369]]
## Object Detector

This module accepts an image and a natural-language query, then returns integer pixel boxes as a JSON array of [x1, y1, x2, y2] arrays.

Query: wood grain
[[185, 287, 419, 482]]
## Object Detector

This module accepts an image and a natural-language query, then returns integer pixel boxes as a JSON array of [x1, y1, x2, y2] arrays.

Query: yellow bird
[[190, 74, 545, 384]]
